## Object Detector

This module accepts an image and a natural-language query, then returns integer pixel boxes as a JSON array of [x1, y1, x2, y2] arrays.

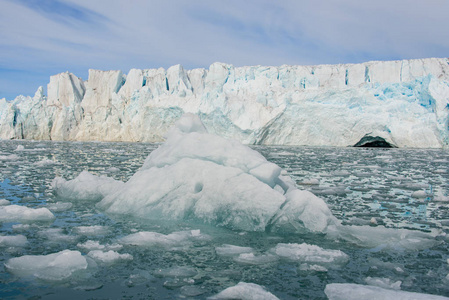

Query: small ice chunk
[[364, 276, 402, 290], [0, 199, 11, 206], [38, 228, 78, 243], [0, 205, 55, 222], [73, 225, 110, 236], [12, 224, 32, 231], [210, 282, 279, 300], [4, 250, 88, 281], [215, 244, 254, 256], [324, 283, 448, 300], [327, 225, 439, 250], [153, 266, 197, 278], [299, 263, 328, 272], [297, 178, 320, 185], [34, 159, 56, 166], [271, 243, 349, 267], [52, 171, 124, 201], [0, 235, 28, 247], [14, 145, 25, 151], [412, 190, 429, 198], [234, 252, 278, 265], [120, 230, 206, 249], [77, 240, 122, 251], [0, 154, 19, 161], [87, 250, 132, 264], [46, 202, 73, 212]]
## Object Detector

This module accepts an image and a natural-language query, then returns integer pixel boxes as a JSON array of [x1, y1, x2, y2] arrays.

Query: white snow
[[4, 250, 89, 281], [1, 58, 448, 148], [0, 205, 55, 222], [324, 283, 449, 300], [210, 282, 279, 300]]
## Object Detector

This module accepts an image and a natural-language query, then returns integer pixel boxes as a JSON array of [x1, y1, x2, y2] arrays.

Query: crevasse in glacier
[[1, 58, 449, 147]]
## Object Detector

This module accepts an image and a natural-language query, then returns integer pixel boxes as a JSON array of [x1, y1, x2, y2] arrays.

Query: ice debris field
[[1, 58, 449, 148], [0, 114, 449, 299]]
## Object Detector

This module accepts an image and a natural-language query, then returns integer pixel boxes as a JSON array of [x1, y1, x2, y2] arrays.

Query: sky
[[1, 0, 448, 100]]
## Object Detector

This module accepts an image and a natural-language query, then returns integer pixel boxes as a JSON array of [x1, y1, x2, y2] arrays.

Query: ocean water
[[0, 140, 448, 299]]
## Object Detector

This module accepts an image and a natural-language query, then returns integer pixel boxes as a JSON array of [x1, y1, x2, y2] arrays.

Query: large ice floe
[[52, 114, 440, 251]]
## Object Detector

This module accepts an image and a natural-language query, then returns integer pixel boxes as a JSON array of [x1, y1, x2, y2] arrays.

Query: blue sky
[[1, 0, 448, 100]]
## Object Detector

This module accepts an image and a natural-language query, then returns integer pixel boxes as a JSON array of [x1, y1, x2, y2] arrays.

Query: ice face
[[4, 250, 89, 281], [324, 283, 449, 300], [1, 59, 448, 148]]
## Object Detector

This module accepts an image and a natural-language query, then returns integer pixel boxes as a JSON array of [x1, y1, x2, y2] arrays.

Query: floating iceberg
[[324, 283, 449, 300], [4, 250, 90, 281], [52, 171, 124, 201], [0, 205, 55, 223], [94, 113, 338, 233]]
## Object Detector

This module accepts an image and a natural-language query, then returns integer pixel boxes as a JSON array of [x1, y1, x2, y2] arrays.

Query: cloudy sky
[[1, 0, 448, 100]]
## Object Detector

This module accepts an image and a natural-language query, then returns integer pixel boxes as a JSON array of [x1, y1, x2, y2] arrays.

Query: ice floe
[[209, 282, 279, 300], [4, 250, 90, 281], [87, 250, 132, 264], [0, 235, 28, 247], [0, 205, 55, 222]]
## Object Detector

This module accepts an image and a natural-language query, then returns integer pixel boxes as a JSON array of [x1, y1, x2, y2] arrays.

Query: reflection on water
[[0, 140, 448, 299]]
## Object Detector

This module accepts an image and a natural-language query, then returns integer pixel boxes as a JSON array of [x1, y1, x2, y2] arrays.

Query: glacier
[[1, 58, 448, 147]]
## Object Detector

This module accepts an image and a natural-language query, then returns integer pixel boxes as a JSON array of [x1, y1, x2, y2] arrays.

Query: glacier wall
[[0, 58, 448, 148]]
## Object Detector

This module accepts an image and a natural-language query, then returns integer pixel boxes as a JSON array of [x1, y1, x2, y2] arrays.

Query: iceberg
[[93, 113, 338, 233], [1, 58, 448, 148]]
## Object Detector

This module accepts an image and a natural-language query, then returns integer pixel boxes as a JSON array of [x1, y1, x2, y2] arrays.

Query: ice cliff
[[1, 58, 449, 147]]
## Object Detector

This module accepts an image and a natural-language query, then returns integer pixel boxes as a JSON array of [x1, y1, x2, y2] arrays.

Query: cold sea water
[[0, 140, 449, 299]]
